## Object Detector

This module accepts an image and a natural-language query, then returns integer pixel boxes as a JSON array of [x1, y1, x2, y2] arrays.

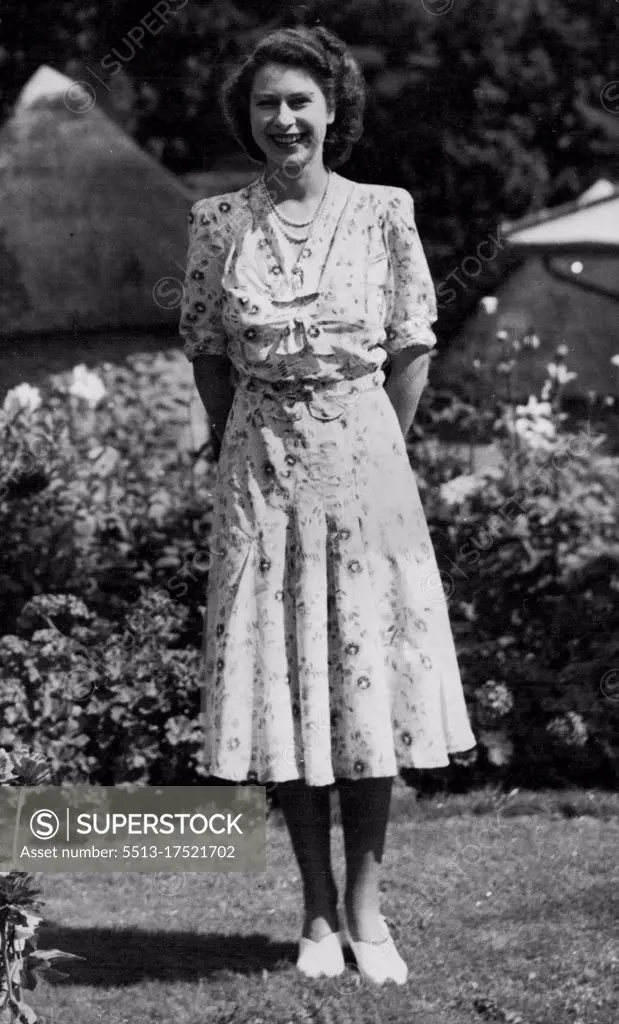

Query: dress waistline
[[236, 369, 385, 401]]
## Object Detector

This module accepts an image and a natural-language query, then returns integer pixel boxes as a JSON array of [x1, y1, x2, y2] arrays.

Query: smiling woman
[[179, 23, 477, 988], [250, 66, 335, 177], [220, 26, 365, 172]]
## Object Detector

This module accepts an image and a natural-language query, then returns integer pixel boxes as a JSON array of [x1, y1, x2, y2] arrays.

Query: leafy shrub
[[0, 356, 217, 637], [1, 341, 617, 791], [0, 748, 84, 1024], [408, 327, 619, 788], [0, 589, 206, 787]]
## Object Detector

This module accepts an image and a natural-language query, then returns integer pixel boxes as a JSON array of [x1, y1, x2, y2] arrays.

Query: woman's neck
[[262, 157, 330, 202]]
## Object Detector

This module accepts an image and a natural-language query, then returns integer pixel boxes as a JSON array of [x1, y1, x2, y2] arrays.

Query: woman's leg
[[337, 776, 394, 941], [275, 780, 339, 941]]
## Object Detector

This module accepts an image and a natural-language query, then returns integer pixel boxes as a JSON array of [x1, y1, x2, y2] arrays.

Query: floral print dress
[[179, 172, 477, 785]]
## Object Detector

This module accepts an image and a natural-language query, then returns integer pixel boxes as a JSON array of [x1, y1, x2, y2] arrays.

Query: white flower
[[536, 419, 556, 439], [480, 296, 499, 315], [460, 601, 477, 621], [510, 417, 557, 449], [546, 362, 577, 385], [439, 474, 484, 507], [68, 365, 107, 407], [515, 396, 552, 419], [476, 680, 514, 717], [3, 383, 42, 418], [512, 396, 557, 447], [87, 445, 120, 477], [610, 354, 619, 367], [546, 711, 588, 748], [555, 343, 569, 359], [522, 333, 541, 350]]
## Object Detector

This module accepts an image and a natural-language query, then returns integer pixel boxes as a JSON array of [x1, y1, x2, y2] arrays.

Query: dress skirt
[[202, 368, 477, 786]]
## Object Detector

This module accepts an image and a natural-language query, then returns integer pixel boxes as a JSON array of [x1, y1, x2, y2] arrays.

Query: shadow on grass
[[37, 922, 295, 986]]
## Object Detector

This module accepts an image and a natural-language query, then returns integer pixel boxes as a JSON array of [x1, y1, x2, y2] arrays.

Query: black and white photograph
[[1, 2, 618, 1022]]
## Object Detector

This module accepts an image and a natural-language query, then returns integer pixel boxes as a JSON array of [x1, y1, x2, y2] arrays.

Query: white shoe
[[339, 908, 408, 985], [297, 929, 345, 978]]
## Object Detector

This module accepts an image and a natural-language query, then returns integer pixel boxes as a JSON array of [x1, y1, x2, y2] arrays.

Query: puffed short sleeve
[[178, 199, 229, 360], [383, 188, 438, 354]]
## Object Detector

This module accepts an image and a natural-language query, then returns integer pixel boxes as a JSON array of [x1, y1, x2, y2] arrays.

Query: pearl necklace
[[272, 219, 309, 245], [261, 171, 332, 244]]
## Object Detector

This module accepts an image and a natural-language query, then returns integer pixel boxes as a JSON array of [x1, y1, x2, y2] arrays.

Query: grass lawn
[[27, 785, 619, 1024], [2, 333, 617, 1022]]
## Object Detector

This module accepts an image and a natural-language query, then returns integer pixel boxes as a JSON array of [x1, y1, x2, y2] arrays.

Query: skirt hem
[[205, 743, 479, 786]]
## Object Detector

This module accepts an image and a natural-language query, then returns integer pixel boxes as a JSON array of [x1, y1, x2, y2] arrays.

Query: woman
[[179, 25, 477, 985]]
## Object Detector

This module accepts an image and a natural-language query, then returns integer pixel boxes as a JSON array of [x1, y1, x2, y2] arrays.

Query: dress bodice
[[179, 172, 438, 384]]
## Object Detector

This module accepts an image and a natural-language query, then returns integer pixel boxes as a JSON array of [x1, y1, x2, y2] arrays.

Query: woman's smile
[[250, 63, 334, 168], [267, 131, 310, 152]]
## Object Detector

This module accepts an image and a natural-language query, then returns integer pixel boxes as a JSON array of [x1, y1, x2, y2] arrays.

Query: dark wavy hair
[[220, 26, 366, 169]]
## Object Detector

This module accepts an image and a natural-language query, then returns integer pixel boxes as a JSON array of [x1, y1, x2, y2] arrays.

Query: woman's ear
[[327, 105, 336, 125]]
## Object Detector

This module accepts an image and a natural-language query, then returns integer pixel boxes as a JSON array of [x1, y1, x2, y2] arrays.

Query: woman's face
[[249, 63, 335, 170]]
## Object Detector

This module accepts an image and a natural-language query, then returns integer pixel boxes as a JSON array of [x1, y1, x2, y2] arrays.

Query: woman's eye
[[255, 99, 309, 108]]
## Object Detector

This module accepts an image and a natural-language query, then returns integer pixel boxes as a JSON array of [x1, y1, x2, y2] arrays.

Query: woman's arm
[[381, 188, 437, 440], [384, 347, 430, 440], [192, 354, 235, 443], [178, 199, 235, 448]]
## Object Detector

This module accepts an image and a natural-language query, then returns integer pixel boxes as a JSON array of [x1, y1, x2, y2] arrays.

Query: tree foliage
[[1, 0, 618, 340]]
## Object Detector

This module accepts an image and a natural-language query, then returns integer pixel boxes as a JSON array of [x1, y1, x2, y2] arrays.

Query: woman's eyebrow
[[252, 90, 315, 99]]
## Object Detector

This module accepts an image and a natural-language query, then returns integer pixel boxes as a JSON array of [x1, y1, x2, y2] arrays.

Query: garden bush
[[0, 354, 215, 637], [0, 334, 617, 791], [407, 331, 619, 790], [0, 748, 84, 1024], [0, 589, 206, 787]]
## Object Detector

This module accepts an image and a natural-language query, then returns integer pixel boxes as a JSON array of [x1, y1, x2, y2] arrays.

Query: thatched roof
[[0, 65, 197, 337]]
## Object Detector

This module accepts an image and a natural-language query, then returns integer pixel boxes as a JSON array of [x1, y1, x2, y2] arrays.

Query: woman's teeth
[[270, 133, 305, 146]]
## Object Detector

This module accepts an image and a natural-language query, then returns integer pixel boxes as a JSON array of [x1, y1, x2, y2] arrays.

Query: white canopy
[[501, 179, 619, 255]]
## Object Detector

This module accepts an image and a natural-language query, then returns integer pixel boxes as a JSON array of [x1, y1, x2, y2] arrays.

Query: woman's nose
[[271, 103, 295, 128]]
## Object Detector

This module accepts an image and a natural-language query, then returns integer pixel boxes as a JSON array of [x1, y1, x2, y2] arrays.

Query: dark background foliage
[[1, 0, 618, 342]]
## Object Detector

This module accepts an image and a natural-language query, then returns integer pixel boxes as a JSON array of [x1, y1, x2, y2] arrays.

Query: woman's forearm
[[384, 348, 430, 440], [192, 354, 235, 441]]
